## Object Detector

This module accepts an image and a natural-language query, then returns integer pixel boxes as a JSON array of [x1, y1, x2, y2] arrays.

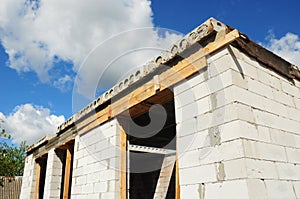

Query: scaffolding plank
[[153, 154, 176, 199]]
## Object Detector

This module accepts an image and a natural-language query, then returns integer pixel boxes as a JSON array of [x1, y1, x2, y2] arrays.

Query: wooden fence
[[0, 177, 22, 199]]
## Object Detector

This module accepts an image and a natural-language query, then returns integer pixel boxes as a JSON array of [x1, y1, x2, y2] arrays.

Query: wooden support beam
[[34, 162, 41, 199], [63, 147, 72, 199], [120, 125, 127, 199]]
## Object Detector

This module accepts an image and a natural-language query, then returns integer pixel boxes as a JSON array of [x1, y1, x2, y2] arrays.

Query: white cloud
[[0, 104, 65, 145], [53, 75, 73, 92], [264, 32, 300, 67], [0, 0, 181, 92]]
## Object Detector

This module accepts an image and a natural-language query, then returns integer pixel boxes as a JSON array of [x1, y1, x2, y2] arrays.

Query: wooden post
[[120, 125, 127, 199], [175, 158, 180, 199], [34, 161, 41, 199], [176, 135, 180, 199], [63, 148, 72, 199]]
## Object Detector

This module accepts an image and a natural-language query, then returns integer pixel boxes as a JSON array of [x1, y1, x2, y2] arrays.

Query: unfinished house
[[20, 18, 300, 199]]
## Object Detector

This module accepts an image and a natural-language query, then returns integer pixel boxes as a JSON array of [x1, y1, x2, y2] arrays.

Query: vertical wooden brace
[[63, 148, 72, 199], [120, 125, 127, 199], [34, 162, 41, 199]]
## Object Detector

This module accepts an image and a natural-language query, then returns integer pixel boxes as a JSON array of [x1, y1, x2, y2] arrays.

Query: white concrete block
[[175, 103, 197, 123], [243, 140, 287, 162], [257, 69, 281, 90], [287, 106, 300, 121], [100, 192, 116, 199], [273, 88, 294, 107], [179, 164, 217, 185], [265, 180, 296, 199], [94, 181, 108, 193], [229, 50, 259, 80], [219, 139, 245, 160], [246, 179, 268, 199], [205, 180, 250, 199], [177, 117, 198, 137], [223, 158, 247, 180], [207, 47, 235, 77], [75, 176, 87, 185], [257, 125, 271, 143], [177, 129, 210, 153], [269, 128, 297, 148], [179, 139, 244, 168], [230, 69, 248, 89], [196, 102, 254, 132], [223, 85, 265, 111], [180, 184, 201, 199], [220, 120, 258, 143], [253, 109, 300, 134], [72, 185, 82, 195], [281, 79, 300, 97], [82, 183, 94, 194], [174, 88, 195, 108], [196, 112, 213, 132], [196, 95, 212, 115], [245, 158, 278, 179], [99, 169, 117, 182], [263, 97, 289, 118], [286, 148, 300, 164], [293, 181, 300, 199], [175, 96, 211, 122], [174, 68, 208, 95], [247, 77, 273, 99], [276, 162, 300, 180], [192, 80, 212, 100], [294, 96, 300, 109]]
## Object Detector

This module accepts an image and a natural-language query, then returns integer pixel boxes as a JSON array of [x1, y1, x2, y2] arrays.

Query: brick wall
[[174, 46, 300, 199]]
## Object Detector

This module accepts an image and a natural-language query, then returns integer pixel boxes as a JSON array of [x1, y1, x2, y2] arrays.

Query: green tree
[[0, 141, 27, 176], [0, 120, 27, 177]]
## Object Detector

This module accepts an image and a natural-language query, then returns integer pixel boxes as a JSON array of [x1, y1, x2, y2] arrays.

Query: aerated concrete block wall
[[71, 119, 121, 199], [43, 148, 64, 198], [19, 154, 37, 198], [174, 46, 300, 199]]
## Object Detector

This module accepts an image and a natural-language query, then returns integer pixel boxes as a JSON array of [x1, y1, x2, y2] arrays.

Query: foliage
[[0, 141, 27, 177], [0, 119, 10, 139], [0, 120, 27, 177]]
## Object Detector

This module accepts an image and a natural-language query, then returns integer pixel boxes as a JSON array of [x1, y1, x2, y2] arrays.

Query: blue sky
[[0, 0, 299, 145]]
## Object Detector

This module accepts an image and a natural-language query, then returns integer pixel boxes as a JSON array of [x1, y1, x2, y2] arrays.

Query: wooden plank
[[119, 125, 127, 199], [63, 148, 72, 199], [34, 162, 41, 199]]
